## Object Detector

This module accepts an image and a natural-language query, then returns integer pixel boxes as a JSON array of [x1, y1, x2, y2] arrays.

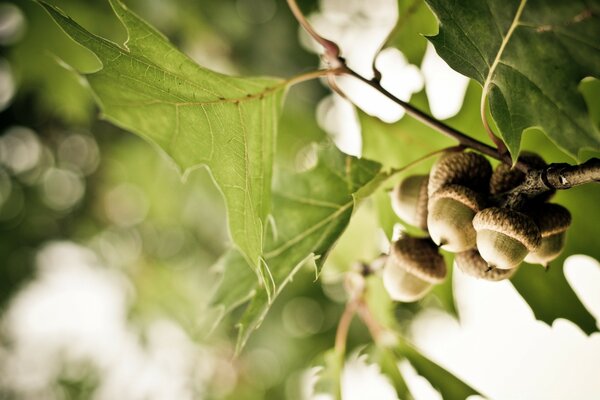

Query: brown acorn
[[383, 237, 447, 302], [427, 184, 486, 252], [473, 207, 542, 270], [524, 203, 572, 266], [428, 151, 492, 196], [455, 249, 516, 281], [391, 174, 429, 230]]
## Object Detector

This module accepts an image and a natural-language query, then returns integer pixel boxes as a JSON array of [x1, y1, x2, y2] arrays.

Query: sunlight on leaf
[[212, 145, 385, 352], [40, 0, 287, 292]]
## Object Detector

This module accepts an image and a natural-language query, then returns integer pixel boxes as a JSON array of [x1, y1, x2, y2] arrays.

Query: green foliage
[[30, 0, 600, 397], [41, 0, 285, 290], [426, 0, 600, 158], [213, 145, 385, 351]]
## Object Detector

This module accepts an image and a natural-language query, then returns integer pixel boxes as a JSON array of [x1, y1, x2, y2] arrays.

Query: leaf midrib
[[482, 0, 528, 96]]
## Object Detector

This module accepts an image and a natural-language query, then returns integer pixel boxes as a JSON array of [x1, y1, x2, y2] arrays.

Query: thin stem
[[480, 96, 510, 158], [335, 300, 358, 356], [480, 0, 528, 161], [286, 0, 342, 66], [389, 145, 464, 175], [356, 301, 387, 345], [340, 66, 528, 172], [285, 68, 343, 88]]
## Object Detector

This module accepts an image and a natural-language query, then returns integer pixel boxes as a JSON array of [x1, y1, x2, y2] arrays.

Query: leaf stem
[[285, 68, 343, 88], [286, 0, 342, 67], [389, 145, 465, 175], [480, 0, 528, 161], [356, 301, 388, 345]]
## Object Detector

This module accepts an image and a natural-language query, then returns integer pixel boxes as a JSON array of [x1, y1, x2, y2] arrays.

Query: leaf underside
[[212, 146, 384, 352], [41, 0, 286, 288], [426, 0, 600, 159]]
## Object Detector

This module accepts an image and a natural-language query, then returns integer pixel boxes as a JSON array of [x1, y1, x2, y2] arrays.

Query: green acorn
[[391, 174, 429, 230], [383, 237, 447, 302], [473, 207, 541, 270], [428, 151, 492, 196], [427, 184, 486, 252], [455, 249, 516, 281], [524, 203, 571, 267]]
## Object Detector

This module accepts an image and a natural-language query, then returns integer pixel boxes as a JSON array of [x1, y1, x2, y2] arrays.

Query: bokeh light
[[0, 3, 25, 45]]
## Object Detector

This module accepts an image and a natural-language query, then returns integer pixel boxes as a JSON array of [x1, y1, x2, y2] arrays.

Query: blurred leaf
[[364, 277, 479, 398], [391, 0, 438, 65], [425, 0, 600, 159], [324, 199, 382, 277], [9, 1, 105, 123], [395, 339, 480, 399], [212, 145, 385, 352], [41, 0, 287, 290], [428, 252, 457, 316], [312, 349, 344, 399], [368, 346, 410, 399]]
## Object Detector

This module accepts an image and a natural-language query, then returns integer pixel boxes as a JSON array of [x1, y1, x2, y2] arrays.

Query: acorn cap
[[428, 151, 492, 196], [390, 237, 447, 283], [473, 207, 542, 251], [455, 249, 516, 281], [527, 203, 571, 237], [391, 174, 429, 230], [429, 184, 485, 213]]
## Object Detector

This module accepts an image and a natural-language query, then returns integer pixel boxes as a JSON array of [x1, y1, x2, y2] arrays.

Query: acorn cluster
[[383, 151, 572, 302]]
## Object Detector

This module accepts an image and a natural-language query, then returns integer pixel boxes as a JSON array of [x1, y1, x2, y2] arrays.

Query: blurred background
[[0, 0, 599, 399]]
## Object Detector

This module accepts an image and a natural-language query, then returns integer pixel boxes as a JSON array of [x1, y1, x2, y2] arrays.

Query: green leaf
[[425, 0, 600, 159], [40, 0, 286, 288], [395, 339, 481, 399], [212, 145, 384, 352]]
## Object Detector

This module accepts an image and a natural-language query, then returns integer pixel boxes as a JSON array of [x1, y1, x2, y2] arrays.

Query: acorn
[[427, 184, 486, 252], [490, 152, 554, 200], [524, 203, 571, 266], [473, 207, 541, 270], [383, 236, 447, 302], [391, 174, 429, 230], [455, 249, 516, 281], [428, 151, 492, 196]]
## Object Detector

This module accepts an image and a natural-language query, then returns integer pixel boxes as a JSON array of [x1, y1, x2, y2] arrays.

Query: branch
[[339, 66, 529, 172], [502, 158, 600, 208]]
